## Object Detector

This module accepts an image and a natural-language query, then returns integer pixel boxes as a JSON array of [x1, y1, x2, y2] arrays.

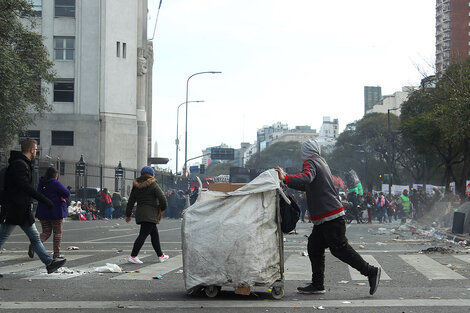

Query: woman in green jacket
[[126, 166, 168, 264]]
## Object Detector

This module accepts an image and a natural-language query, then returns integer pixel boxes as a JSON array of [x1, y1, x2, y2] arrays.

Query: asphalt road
[[1, 217, 470, 313]]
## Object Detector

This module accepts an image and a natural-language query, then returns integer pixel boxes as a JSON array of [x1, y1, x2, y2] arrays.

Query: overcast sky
[[147, 0, 436, 172]]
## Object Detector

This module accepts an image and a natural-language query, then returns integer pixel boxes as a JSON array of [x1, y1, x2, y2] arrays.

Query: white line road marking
[[0, 254, 89, 275], [399, 254, 467, 280], [284, 254, 310, 281], [454, 254, 470, 263], [0, 255, 20, 262], [87, 227, 181, 242], [112, 254, 183, 280], [1, 299, 470, 309], [349, 255, 391, 280], [28, 255, 129, 280]]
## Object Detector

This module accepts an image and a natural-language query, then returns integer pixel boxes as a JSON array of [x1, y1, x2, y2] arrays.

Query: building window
[[19, 130, 40, 146], [54, 37, 75, 60], [54, 79, 74, 102], [116, 42, 120, 57], [51, 131, 74, 146], [31, 0, 42, 16], [55, 0, 75, 17], [122, 43, 126, 58]]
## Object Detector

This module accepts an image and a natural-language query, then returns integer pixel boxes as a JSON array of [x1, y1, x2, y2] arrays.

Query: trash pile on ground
[[420, 247, 455, 254], [390, 220, 470, 250]]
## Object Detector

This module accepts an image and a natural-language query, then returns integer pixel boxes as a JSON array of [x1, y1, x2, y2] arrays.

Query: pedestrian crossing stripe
[[28, 255, 128, 280], [399, 255, 467, 280], [284, 254, 310, 281], [1, 253, 469, 281], [348, 255, 391, 280], [0, 254, 90, 276], [454, 254, 470, 264], [0, 255, 19, 262], [112, 254, 183, 280]]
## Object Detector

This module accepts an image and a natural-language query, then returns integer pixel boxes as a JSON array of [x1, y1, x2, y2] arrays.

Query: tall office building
[[22, 0, 152, 174], [436, 0, 470, 73], [364, 86, 382, 115]]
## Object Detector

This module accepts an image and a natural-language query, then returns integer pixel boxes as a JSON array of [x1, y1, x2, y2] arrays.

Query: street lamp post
[[176, 100, 204, 174], [387, 108, 399, 198], [183, 71, 221, 176]]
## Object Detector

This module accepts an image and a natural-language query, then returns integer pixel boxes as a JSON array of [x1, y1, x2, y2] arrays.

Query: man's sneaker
[[28, 244, 34, 258], [127, 256, 143, 264], [157, 254, 169, 263], [53, 253, 64, 259], [368, 266, 381, 295], [46, 259, 66, 274], [297, 283, 326, 294]]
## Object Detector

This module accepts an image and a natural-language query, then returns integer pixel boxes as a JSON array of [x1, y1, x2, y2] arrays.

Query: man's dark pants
[[308, 216, 371, 286]]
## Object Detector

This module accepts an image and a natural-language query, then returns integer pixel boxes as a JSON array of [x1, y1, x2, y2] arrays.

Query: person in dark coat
[[126, 166, 168, 264], [275, 139, 380, 295], [112, 191, 122, 218], [0, 138, 66, 275], [35, 167, 70, 259]]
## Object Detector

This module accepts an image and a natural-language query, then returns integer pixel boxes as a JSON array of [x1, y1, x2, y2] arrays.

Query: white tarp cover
[[182, 169, 282, 291]]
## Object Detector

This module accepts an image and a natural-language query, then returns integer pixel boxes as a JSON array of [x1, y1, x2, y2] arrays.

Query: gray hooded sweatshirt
[[285, 139, 344, 225]]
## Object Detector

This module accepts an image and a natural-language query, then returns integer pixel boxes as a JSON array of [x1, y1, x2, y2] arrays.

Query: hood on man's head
[[301, 139, 321, 160]]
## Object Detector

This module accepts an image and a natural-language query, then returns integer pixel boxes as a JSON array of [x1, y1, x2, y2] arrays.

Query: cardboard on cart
[[208, 183, 246, 192]]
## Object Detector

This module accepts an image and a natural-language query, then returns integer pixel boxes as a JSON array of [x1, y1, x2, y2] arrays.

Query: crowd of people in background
[[291, 186, 465, 225], [66, 187, 192, 221]]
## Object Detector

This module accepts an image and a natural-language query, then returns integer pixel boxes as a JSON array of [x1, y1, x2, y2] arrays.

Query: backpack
[[279, 194, 301, 234]]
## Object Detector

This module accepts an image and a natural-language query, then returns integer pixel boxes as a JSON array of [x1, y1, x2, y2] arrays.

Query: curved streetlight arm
[[176, 100, 204, 174], [184, 71, 222, 176]]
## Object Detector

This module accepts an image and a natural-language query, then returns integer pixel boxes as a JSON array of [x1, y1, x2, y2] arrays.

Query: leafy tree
[[204, 162, 232, 176], [0, 0, 55, 148], [401, 58, 470, 196], [246, 141, 302, 170]]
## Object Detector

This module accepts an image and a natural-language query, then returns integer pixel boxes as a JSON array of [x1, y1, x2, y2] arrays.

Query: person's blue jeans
[[0, 223, 53, 265], [105, 207, 113, 219]]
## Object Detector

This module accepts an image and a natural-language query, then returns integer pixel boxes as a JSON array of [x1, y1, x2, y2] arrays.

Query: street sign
[[190, 165, 199, 174], [211, 148, 234, 160]]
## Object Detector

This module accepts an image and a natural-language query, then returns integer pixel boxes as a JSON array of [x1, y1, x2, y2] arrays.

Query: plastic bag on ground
[[94, 263, 122, 273]]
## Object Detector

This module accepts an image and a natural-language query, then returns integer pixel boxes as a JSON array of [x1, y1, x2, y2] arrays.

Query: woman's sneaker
[[297, 283, 326, 294], [127, 256, 143, 264], [157, 254, 169, 263], [53, 253, 64, 259]]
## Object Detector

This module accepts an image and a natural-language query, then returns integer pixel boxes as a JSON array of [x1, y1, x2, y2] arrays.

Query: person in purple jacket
[[34, 167, 70, 260]]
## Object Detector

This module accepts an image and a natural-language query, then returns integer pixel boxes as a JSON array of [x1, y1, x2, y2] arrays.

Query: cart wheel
[[271, 286, 284, 299], [204, 285, 220, 298]]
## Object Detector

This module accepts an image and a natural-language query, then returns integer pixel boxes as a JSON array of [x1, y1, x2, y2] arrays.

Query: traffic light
[[199, 164, 205, 174]]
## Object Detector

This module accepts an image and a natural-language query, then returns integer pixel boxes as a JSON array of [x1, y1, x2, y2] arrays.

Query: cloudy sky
[[147, 0, 436, 172]]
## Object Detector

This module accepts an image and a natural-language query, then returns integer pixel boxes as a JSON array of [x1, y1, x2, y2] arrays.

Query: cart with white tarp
[[181, 169, 288, 299]]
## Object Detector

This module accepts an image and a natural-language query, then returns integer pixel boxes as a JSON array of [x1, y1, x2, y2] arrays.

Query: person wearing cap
[[125, 166, 169, 264], [275, 139, 381, 296]]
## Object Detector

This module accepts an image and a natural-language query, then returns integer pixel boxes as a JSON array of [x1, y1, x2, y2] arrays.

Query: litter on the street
[[152, 275, 163, 279], [67, 246, 80, 250], [94, 263, 122, 273]]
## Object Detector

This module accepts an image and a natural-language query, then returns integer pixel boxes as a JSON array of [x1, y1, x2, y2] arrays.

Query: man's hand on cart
[[275, 166, 286, 183]]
